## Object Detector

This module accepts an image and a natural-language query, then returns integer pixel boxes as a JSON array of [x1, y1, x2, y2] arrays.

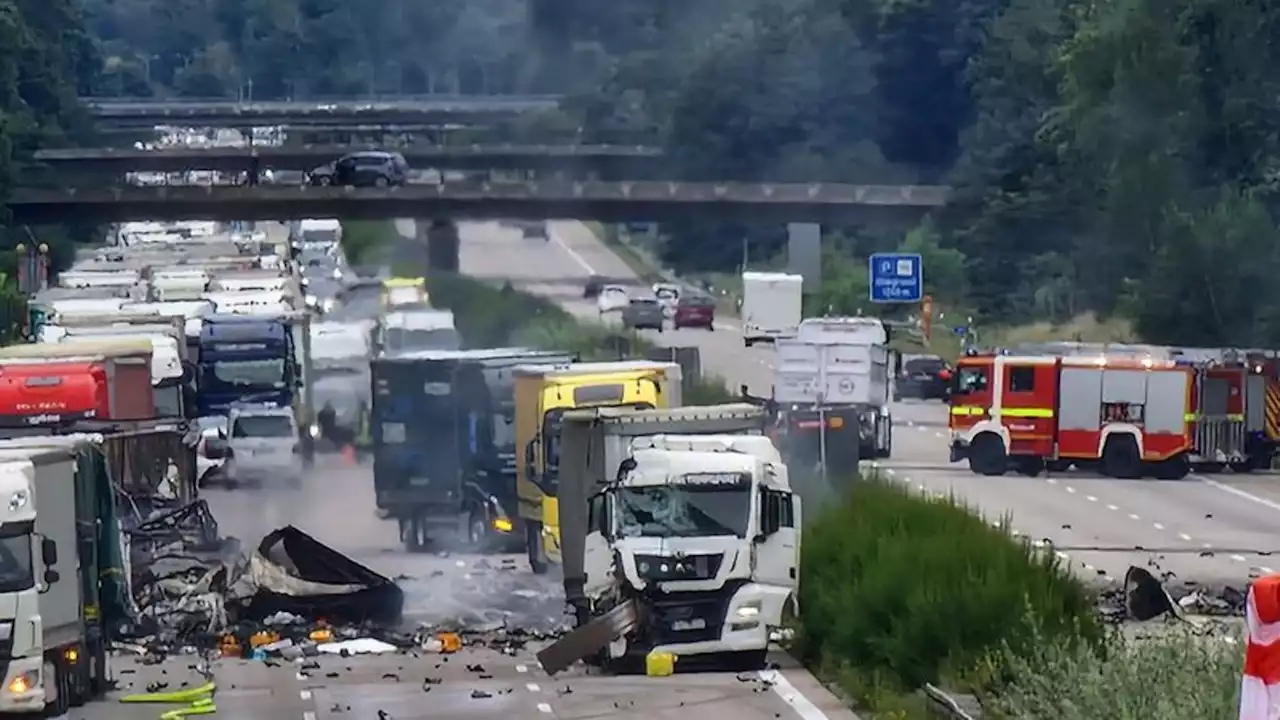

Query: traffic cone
[[342, 444, 356, 466], [1240, 573, 1280, 719]]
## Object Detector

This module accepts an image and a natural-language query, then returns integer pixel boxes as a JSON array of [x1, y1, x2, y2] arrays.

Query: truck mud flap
[[243, 526, 404, 625], [536, 599, 640, 676]]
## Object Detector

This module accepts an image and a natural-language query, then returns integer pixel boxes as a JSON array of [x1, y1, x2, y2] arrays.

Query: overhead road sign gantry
[[869, 252, 923, 303], [34, 144, 668, 176], [8, 181, 950, 225], [81, 95, 562, 128]]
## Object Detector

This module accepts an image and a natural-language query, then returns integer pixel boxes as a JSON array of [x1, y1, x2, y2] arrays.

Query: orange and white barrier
[[1241, 575, 1280, 719]]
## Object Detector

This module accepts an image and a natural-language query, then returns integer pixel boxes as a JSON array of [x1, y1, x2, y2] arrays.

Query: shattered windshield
[[208, 359, 285, 388], [616, 479, 751, 538]]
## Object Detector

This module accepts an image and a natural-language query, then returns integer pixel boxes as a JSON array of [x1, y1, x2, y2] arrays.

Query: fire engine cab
[[949, 352, 1194, 479]]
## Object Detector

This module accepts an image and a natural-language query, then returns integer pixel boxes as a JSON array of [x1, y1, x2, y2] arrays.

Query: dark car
[[896, 354, 951, 401], [308, 151, 409, 188], [621, 297, 665, 331], [673, 294, 716, 330]]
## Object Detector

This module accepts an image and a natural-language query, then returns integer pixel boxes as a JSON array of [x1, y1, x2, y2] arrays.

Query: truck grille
[[634, 553, 723, 582], [644, 584, 740, 646]]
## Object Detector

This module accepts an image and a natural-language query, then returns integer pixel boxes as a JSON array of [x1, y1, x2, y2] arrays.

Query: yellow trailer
[[513, 360, 682, 573]]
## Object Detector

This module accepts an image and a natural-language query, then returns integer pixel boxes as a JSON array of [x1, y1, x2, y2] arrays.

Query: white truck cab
[[583, 434, 798, 664], [222, 404, 302, 488]]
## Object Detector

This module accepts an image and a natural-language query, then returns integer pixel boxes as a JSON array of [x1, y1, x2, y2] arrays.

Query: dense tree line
[[5, 0, 1277, 346], [534, 0, 1280, 346], [87, 0, 531, 99]]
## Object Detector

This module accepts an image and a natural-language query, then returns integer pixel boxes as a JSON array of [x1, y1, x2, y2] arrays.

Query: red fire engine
[[1166, 347, 1280, 473], [949, 352, 1194, 479]]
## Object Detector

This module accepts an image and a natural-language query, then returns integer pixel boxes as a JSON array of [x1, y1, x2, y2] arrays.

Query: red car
[[673, 295, 716, 330]]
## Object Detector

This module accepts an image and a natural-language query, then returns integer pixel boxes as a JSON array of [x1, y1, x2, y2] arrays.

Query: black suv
[[309, 151, 409, 188], [896, 354, 952, 401]]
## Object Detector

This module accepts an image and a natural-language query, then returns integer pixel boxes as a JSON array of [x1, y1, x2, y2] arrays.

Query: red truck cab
[[0, 338, 155, 427]]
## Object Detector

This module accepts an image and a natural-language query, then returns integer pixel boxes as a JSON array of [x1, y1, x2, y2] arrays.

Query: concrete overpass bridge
[[81, 96, 562, 129], [9, 180, 949, 225], [35, 144, 669, 178]]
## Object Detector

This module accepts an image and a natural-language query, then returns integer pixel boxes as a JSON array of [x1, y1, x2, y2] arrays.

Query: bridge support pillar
[[416, 218, 459, 273]]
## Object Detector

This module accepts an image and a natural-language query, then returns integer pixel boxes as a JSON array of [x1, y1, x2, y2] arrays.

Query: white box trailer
[[741, 272, 803, 347]]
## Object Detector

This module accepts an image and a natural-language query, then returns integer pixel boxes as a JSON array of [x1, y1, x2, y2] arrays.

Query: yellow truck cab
[[514, 360, 682, 573], [380, 277, 428, 310]]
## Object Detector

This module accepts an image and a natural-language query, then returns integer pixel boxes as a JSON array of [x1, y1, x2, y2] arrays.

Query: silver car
[[621, 297, 665, 331], [223, 406, 302, 488]]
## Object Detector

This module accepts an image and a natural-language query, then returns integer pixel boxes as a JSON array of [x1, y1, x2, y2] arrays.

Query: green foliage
[[797, 476, 1103, 705], [340, 220, 396, 267], [990, 628, 1241, 720]]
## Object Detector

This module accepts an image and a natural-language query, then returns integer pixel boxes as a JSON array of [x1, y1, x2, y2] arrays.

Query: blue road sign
[[868, 253, 923, 303]]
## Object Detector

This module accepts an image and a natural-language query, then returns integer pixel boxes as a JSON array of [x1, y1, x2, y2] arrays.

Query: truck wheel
[[732, 649, 769, 671], [400, 517, 429, 552], [1153, 454, 1191, 480], [968, 433, 1007, 476], [1014, 457, 1045, 477], [1101, 435, 1143, 479], [467, 511, 490, 552], [43, 659, 68, 718], [88, 636, 107, 697], [526, 522, 548, 575]]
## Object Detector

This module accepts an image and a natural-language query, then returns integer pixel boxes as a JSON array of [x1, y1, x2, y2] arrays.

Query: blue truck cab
[[197, 314, 300, 415]]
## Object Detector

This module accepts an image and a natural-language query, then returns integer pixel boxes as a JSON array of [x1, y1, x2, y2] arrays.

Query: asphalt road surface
[[454, 219, 1280, 595]]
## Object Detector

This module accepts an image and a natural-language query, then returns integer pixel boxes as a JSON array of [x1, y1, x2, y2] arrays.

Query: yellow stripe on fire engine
[[1267, 379, 1280, 440], [949, 406, 1052, 418]]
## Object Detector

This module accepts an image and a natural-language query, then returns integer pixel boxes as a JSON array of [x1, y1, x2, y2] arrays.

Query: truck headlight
[[308, 424, 321, 438], [8, 490, 27, 512], [734, 601, 761, 620], [7, 671, 36, 694]]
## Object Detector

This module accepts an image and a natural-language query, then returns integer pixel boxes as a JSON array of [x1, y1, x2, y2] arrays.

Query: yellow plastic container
[[645, 651, 676, 677]]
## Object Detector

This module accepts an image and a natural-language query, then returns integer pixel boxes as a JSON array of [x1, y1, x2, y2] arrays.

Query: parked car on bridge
[[308, 150, 409, 188]]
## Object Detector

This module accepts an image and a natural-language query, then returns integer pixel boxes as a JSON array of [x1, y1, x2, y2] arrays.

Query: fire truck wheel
[[968, 433, 1007, 476], [1101, 435, 1143, 479], [1152, 454, 1191, 480], [1014, 457, 1045, 477]]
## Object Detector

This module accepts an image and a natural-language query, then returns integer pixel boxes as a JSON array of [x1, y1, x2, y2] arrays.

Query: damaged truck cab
[[539, 404, 798, 675]]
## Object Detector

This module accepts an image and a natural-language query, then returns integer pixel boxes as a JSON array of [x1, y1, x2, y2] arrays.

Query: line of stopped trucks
[[0, 220, 919, 711]]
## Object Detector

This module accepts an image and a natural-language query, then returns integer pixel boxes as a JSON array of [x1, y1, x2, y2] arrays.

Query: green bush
[[797, 476, 1104, 705], [341, 220, 397, 266], [990, 627, 1240, 720]]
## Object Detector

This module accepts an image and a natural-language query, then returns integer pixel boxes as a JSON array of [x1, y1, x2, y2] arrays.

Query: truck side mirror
[[41, 537, 57, 566], [758, 491, 780, 538]]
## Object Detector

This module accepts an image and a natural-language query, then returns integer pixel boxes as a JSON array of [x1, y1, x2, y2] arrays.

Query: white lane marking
[[526, 682, 541, 692], [300, 690, 312, 701], [1129, 513, 1140, 520], [550, 227, 596, 274], [1203, 478, 1280, 513], [303, 712, 316, 720], [1153, 522, 1164, 531], [537, 702, 553, 713], [1264, 567, 1275, 574], [1046, 478, 1058, 485], [1233, 554, 1247, 562], [1065, 486, 1076, 494], [1086, 495, 1097, 502], [1107, 504, 1118, 511], [516, 664, 528, 673], [1179, 533, 1192, 541], [758, 669, 831, 720]]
